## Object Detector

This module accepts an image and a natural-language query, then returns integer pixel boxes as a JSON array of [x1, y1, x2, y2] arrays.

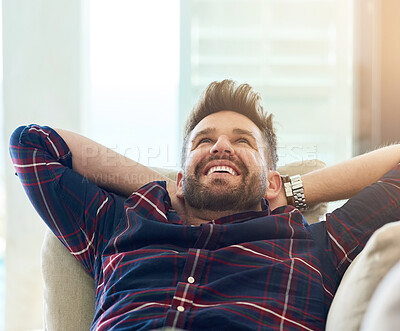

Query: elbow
[[9, 125, 28, 156]]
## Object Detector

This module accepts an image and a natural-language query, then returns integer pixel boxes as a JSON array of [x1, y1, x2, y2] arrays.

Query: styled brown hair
[[182, 79, 278, 169]]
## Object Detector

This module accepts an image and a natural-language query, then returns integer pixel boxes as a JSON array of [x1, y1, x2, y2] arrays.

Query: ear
[[176, 170, 184, 199], [266, 170, 288, 210], [265, 170, 282, 201]]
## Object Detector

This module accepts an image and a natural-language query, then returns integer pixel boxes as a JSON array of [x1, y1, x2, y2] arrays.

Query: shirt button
[[188, 276, 195, 284], [177, 306, 185, 312]]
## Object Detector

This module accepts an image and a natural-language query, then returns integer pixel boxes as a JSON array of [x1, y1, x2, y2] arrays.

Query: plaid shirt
[[10, 125, 400, 331]]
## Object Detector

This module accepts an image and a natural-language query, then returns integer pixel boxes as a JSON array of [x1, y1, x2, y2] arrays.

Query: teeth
[[207, 166, 237, 176]]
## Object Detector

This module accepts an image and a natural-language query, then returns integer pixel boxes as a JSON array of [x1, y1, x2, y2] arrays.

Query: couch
[[40, 162, 400, 330]]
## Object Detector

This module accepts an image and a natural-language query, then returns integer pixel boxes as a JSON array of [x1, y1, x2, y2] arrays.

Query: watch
[[281, 175, 295, 206], [289, 175, 308, 211]]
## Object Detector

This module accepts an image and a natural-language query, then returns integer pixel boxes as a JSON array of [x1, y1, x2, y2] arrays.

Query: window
[[89, 0, 181, 169], [180, 0, 354, 166]]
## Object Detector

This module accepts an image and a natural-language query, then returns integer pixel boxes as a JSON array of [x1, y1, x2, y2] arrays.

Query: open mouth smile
[[206, 165, 238, 176]]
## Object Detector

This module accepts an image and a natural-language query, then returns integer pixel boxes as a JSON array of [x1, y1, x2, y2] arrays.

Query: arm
[[302, 144, 400, 205], [55, 128, 177, 198], [9, 125, 124, 273], [317, 146, 400, 275], [270, 144, 400, 211]]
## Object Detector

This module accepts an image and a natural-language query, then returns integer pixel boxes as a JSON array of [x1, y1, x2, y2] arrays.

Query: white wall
[[2, 0, 88, 329]]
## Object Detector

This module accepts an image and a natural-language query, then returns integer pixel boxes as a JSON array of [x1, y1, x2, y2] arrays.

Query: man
[[10, 80, 400, 330]]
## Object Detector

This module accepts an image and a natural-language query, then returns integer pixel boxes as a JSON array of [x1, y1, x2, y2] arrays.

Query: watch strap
[[289, 174, 308, 211], [281, 175, 295, 206]]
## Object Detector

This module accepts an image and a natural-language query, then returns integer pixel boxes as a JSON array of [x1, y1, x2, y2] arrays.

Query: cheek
[[185, 149, 207, 170], [239, 150, 267, 169], [238, 149, 260, 162]]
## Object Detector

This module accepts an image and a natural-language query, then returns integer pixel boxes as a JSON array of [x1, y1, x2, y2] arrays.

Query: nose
[[210, 136, 234, 156]]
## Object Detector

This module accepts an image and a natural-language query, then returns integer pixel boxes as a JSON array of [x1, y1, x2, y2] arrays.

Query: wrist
[[281, 174, 308, 211]]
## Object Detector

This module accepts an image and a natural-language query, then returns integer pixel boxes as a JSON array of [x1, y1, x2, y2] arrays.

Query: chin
[[203, 175, 239, 185]]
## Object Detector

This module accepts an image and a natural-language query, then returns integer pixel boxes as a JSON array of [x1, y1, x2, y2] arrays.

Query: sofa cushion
[[360, 259, 400, 331]]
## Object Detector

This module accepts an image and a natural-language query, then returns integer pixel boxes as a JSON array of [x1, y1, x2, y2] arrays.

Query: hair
[[182, 79, 278, 169]]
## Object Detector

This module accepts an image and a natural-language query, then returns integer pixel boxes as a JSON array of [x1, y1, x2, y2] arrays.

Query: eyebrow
[[194, 128, 216, 137], [232, 128, 257, 139], [191, 127, 257, 143], [191, 128, 216, 143]]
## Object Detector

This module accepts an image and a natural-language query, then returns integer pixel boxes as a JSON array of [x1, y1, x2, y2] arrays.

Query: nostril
[[211, 147, 232, 154], [210, 140, 233, 155]]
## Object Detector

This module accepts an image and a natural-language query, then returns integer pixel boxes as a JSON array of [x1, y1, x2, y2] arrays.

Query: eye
[[237, 137, 250, 144], [198, 138, 213, 145]]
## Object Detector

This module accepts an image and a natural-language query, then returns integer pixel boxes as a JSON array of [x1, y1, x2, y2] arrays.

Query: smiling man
[[9, 80, 400, 330], [177, 110, 277, 224]]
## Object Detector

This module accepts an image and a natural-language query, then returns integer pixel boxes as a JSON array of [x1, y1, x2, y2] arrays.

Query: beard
[[181, 156, 267, 212]]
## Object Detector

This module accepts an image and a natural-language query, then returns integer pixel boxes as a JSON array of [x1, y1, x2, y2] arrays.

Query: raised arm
[[54, 128, 178, 197], [271, 144, 400, 210], [9, 125, 128, 273], [302, 144, 400, 206], [303, 144, 400, 275]]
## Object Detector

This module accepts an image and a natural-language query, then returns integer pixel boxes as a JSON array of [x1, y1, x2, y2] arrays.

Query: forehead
[[190, 110, 263, 141]]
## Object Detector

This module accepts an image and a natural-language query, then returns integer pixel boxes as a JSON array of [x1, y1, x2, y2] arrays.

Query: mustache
[[194, 155, 247, 176]]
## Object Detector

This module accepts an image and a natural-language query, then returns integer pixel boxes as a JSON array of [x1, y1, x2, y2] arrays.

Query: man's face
[[178, 111, 269, 212]]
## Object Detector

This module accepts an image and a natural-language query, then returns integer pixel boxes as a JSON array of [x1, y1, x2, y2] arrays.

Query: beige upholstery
[[361, 259, 400, 331], [41, 161, 331, 329], [42, 233, 95, 331]]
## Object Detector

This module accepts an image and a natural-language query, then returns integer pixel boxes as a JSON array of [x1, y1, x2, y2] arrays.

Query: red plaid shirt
[[10, 125, 400, 330]]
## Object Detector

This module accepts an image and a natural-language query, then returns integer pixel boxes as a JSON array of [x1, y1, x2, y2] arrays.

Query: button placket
[[193, 223, 219, 249], [164, 248, 207, 329], [165, 224, 219, 329]]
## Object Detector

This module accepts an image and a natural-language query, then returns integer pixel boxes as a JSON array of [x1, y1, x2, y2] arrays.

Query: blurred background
[[0, 0, 399, 329]]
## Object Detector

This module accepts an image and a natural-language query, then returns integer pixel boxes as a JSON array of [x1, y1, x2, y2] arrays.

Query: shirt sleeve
[[325, 164, 400, 275], [9, 125, 124, 275]]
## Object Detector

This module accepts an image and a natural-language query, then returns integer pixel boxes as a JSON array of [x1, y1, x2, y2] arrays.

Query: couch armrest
[[41, 230, 95, 331]]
